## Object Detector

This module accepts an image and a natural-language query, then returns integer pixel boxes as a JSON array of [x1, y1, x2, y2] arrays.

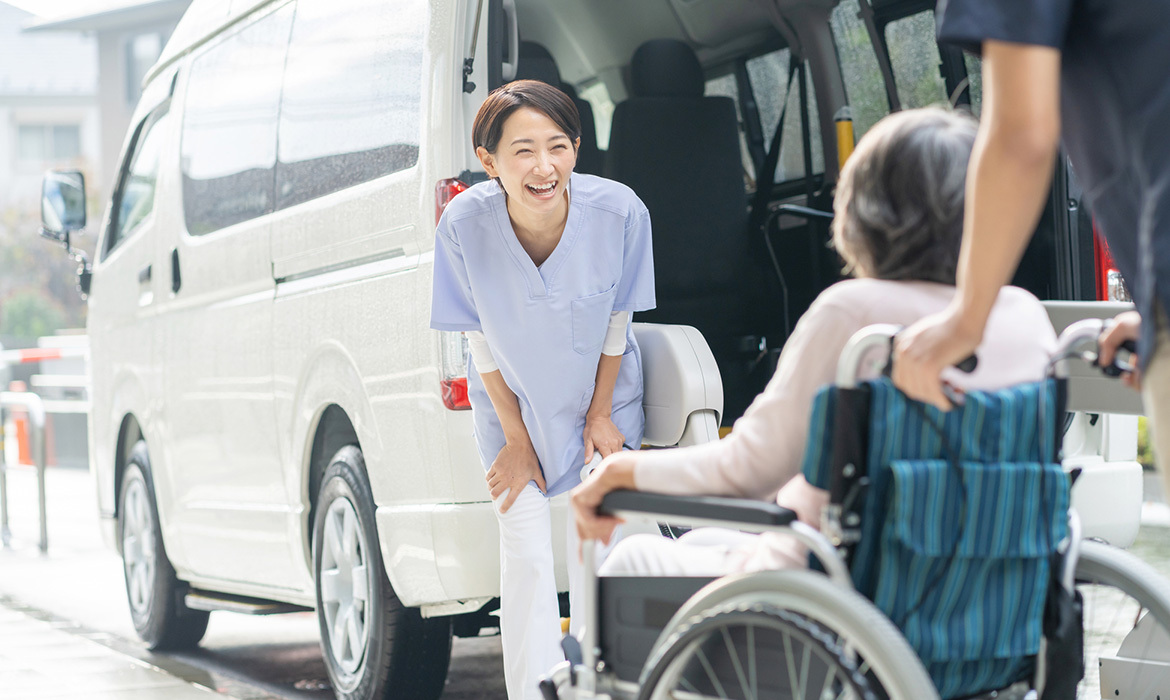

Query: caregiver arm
[[893, 40, 1061, 409], [479, 369, 546, 512]]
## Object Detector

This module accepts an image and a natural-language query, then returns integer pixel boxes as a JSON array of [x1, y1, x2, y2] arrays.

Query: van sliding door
[[159, 3, 296, 588]]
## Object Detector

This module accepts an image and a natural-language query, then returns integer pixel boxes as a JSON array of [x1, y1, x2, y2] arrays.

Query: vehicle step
[[185, 590, 312, 615]]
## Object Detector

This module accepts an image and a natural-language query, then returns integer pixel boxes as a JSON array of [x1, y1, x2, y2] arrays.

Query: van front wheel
[[119, 441, 210, 649], [313, 446, 452, 700]]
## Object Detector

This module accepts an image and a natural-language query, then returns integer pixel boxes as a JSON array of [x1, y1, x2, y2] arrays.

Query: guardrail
[[0, 391, 48, 552]]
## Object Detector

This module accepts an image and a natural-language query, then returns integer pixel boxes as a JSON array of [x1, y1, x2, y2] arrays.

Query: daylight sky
[[3, 1, 135, 19]]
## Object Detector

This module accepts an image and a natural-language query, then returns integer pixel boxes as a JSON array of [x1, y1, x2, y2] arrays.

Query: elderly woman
[[571, 106, 1057, 576]]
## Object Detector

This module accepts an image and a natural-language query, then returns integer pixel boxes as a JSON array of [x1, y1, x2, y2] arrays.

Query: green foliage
[[0, 201, 92, 340], [0, 288, 66, 340], [1138, 416, 1156, 470]]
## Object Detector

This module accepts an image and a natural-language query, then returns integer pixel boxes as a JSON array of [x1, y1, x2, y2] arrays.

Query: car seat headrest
[[515, 41, 563, 88], [630, 39, 703, 98]]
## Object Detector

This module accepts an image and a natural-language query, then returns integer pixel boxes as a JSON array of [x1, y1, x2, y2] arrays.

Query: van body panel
[[145, 11, 297, 587]]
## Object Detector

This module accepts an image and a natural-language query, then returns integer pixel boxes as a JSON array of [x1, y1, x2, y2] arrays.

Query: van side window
[[275, 0, 425, 210], [885, 11, 949, 108], [830, 3, 887, 140], [180, 4, 293, 236], [577, 81, 614, 151], [744, 49, 822, 184], [106, 106, 171, 256]]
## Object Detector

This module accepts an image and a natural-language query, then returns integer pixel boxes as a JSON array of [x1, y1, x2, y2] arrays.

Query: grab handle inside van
[[501, 0, 518, 81]]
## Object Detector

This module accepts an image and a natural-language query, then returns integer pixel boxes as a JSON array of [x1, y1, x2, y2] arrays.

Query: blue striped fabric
[[801, 377, 1069, 699]]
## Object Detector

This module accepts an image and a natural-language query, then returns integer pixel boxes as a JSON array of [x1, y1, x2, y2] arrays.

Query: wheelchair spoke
[[719, 626, 753, 700], [799, 639, 811, 696], [693, 642, 728, 698], [746, 624, 758, 700], [782, 627, 801, 698]]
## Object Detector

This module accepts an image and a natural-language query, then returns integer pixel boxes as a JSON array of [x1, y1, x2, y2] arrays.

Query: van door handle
[[138, 265, 152, 284], [171, 248, 182, 293]]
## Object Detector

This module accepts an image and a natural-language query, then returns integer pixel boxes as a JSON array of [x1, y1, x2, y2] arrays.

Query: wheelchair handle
[[1054, 317, 1136, 379], [836, 324, 976, 389]]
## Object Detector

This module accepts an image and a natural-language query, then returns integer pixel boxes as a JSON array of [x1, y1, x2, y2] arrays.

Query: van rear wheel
[[313, 446, 452, 700], [119, 441, 210, 649]]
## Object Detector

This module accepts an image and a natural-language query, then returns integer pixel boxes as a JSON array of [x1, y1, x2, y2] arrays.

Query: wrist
[[948, 295, 989, 346], [586, 408, 612, 421], [503, 432, 533, 450]]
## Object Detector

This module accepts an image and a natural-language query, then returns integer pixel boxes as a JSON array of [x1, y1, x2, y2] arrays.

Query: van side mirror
[[40, 170, 87, 242], [39, 169, 93, 300]]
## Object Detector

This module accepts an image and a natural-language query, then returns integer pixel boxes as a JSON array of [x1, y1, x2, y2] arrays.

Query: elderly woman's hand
[[571, 452, 638, 546]]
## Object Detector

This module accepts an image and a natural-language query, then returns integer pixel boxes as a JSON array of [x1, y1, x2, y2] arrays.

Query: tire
[[639, 601, 874, 700], [1074, 539, 1170, 699], [118, 441, 210, 650], [640, 570, 939, 700], [313, 446, 452, 700]]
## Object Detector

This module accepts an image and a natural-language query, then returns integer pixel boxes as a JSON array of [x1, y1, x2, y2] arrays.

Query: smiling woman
[[430, 80, 657, 700]]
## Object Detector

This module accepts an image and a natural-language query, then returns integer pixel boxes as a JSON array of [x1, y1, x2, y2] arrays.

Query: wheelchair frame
[[545, 320, 1170, 700]]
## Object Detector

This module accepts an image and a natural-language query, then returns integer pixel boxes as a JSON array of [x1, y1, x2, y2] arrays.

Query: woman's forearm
[[587, 353, 622, 418], [479, 370, 532, 447]]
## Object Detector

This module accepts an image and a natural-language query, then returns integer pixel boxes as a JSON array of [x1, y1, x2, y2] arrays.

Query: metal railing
[[0, 392, 49, 552]]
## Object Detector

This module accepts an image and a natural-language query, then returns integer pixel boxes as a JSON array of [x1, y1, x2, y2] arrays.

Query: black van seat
[[515, 41, 604, 176], [606, 38, 759, 421]]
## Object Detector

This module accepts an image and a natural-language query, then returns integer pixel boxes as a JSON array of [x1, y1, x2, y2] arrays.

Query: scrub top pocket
[[571, 285, 617, 354]]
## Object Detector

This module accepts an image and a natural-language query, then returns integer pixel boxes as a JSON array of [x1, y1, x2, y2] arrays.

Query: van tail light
[[439, 331, 471, 410], [435, 178, 469, 225], [1093, 221, 1131, 302]]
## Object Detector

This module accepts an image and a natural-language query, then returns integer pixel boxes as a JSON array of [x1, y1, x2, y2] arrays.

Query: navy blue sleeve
[[936, 0, 1075, 55]]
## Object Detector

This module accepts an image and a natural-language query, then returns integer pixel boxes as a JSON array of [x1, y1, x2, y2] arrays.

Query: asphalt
[[0, 464, 507, 700]]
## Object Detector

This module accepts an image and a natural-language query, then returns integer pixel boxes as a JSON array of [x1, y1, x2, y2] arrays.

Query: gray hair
[[832, 107, 977, 284]]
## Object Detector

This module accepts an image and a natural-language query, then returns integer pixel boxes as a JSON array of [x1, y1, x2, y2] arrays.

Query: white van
[[38, 0, 1143, 698]]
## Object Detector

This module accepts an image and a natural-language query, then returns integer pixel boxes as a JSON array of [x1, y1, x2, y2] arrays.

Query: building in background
[[0, 1, 98, 209], [24, 0, 192, 193]]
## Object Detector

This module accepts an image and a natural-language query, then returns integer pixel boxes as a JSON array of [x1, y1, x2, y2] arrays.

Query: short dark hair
[[472, 79, 582, 154], [832, 107, 977, 285]]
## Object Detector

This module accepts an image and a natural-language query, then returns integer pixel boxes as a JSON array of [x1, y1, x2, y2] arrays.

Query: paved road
[[0, 464, 508, 699], [3, 464, 1170, 700]]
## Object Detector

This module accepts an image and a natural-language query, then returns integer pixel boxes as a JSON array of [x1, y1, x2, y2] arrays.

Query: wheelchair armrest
[[599, 490, 798, 527]]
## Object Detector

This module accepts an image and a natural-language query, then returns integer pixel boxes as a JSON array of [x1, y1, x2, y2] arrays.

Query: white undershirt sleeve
[[465, 331, 499, 373], [468, 310, 627, 372], [602, 310, 630, 356]]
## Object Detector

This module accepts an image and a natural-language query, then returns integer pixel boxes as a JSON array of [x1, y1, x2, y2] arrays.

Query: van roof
[[143, 0, 273, 86]]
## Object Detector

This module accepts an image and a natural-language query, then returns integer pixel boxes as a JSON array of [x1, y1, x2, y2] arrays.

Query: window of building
[[274, 0, 425, 210], [125, 33, 163, 107], [18, 124, 81, 161], [180, 3, 293, 236]]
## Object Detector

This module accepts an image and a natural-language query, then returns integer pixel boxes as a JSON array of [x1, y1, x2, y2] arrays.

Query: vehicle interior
[[484, 0, 1096, 423]]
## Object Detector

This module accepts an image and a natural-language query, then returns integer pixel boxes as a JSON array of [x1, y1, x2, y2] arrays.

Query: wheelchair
[[544, 321, 1170, 700]]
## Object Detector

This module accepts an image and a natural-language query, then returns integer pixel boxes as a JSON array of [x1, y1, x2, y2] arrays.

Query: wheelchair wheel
[[638, 601, 872, 700], [638, 570, 938, 700], [1075, 539, 1170, 700]]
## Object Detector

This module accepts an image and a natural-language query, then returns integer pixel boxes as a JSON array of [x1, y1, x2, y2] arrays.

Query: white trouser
[[1143, 306, 1170, 501], [598, 527, 760, 577], [494, 480, 620, 700]]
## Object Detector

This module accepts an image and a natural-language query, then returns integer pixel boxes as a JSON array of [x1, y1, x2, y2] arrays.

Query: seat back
[[802, 377, 1070, 698], [606, 39, 759, 420], [514, 41, 604, 175]]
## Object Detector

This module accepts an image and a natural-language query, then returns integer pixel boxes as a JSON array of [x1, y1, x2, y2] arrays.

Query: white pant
[[1144, 307, 1170, 502], [599, 527, 761, 577], [494, 483, 619, 700]]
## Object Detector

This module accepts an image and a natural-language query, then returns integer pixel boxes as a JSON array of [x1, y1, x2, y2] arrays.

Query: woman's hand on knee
[[487, 441, 546, 513], [583, 414, 625, 464]]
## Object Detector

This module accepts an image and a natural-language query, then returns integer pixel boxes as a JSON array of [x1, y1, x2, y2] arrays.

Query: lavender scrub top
[[429, 172, 656, 497]]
